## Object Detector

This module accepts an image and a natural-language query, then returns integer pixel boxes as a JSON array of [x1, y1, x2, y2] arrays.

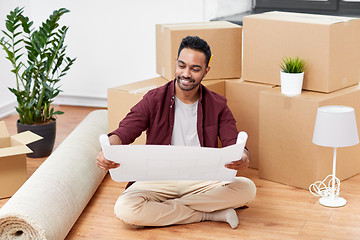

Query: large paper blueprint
[[99, 132, 248, 182]]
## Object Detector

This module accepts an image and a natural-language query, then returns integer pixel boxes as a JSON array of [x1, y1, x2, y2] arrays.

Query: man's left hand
[[225, 152, 249, 171]]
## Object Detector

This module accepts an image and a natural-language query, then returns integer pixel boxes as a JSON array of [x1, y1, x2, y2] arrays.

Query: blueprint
[[99, 132, 247, 182]]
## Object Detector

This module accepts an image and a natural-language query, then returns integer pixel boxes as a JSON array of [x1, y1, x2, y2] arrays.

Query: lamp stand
[[318, 148, 346, 208]]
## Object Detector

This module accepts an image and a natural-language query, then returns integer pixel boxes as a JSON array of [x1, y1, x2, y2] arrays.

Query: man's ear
[[205, 66, 210, 74], [202, 66, 210, 79]]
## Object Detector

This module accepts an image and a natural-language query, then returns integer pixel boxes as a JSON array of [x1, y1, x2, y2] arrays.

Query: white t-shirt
[[171, 96, 201, 147]]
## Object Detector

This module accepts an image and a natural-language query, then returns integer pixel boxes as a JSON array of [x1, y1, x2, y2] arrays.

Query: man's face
[[175, 48, 210, 92]]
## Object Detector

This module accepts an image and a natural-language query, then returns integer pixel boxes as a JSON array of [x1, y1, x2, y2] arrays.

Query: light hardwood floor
[[1, 105, 360, 240]]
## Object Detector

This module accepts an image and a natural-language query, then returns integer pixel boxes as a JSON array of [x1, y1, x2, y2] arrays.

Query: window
[[255, 0, 337, 11], [339, 0, 360, 15], [254, 0, 360, 16]]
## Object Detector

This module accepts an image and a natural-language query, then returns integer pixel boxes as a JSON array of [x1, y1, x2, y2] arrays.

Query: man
[[97, 36, 256, 229]]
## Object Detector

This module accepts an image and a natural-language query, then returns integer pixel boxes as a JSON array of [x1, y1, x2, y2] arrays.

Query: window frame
[[255, 0, 338, 11], [339, 0, 360, 15], [254, 0, 360, 16]]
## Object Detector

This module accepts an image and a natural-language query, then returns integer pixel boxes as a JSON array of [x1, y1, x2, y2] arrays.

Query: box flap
[[110, 77, 168, 93], [247, 11, 358, 25], [160, 21, 240, 31], [0, 121, 10, 138], [11, 131, 43, 145], [0, 144, 32, 158]]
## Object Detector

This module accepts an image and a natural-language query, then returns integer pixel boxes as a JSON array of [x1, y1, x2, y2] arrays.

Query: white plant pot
[[280, 71, 304, 96]]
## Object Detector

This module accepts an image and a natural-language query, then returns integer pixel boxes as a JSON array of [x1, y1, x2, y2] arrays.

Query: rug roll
[[0, 109, 108, 240]]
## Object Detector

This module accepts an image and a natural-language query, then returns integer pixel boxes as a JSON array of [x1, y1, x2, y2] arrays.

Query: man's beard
[[176, 76, 201, 91]]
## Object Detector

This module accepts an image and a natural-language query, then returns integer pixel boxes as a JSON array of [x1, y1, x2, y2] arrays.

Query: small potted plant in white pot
[[280, 56, 306, 96]]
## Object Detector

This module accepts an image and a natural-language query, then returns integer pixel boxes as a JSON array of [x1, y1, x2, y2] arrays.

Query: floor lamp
[[310, 105, 359, 207]]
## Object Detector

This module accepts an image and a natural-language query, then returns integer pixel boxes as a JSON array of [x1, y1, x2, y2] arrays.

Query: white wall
[[0, 0, 252, 118], [204, 0, 253, 20]]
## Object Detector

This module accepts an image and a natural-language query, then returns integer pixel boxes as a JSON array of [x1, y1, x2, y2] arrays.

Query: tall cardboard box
[[226, 80, 275, 169], [259, 85, 360, 189], [107, 78, 226, 145], [156, 21, 242, 81], [243, 11, 360, 93], [0, 121, 42, 199]]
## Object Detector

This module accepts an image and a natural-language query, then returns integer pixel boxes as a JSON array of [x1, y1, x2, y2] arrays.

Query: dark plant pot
[[16, 119, 56, 158]]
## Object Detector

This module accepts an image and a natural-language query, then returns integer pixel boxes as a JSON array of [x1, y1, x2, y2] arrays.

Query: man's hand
[[96, 151, 120, 171], [96, 134, 122, 171], [225, 152, 249, 171]]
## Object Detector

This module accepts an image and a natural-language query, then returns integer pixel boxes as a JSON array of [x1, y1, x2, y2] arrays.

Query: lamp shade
[[313, 105, 359, 148]]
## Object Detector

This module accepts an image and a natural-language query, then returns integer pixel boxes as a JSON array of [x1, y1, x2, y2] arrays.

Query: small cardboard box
[[156, 21, 242, 81], [0, 121, 42, 199], [243, 11, 360, 93], [107, 77, 170, 144], [226, 79, 276, 169], [259, 85, 360, 189]]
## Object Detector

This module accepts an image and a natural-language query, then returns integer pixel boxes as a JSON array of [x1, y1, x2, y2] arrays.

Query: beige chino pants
[[114, 177, 256, 227]]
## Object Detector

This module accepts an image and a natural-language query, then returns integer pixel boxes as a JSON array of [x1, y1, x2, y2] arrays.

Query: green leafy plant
[[280, 56, 305, 74], [0, 7, 76, 125]]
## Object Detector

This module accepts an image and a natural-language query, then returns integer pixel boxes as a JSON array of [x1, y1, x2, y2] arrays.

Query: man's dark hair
[[177, 36, 212, 67]]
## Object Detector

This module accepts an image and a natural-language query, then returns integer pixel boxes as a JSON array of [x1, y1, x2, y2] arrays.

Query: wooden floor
[[1, 105, 360, 240]]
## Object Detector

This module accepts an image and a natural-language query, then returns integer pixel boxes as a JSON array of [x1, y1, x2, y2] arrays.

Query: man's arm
[[97, 91, 154, 170], [96, 134, 122, 171], [109, 94, 151, 145]]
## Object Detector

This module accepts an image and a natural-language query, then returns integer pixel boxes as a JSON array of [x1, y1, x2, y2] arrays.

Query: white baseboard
[[0, 96, 107, 119], [53, 95, 107, 108], [0, 101, 16, 119]]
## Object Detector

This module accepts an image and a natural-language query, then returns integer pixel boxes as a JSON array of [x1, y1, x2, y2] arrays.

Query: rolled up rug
[[0, 109, 108, 239]]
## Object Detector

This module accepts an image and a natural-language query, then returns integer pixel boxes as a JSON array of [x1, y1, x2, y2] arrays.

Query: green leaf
[[53, 110, 64, 115], [5, 21, 14, 33], [280, 56, 306, 73], [1, 30, 12, 39]]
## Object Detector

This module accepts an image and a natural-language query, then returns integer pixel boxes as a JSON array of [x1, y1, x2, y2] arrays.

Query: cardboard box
[[243, 11, 360, 93], [226, 79, 275, 169], [202, 79, 226, 97], [107, 77, 170, 144], [0, 121, 42, 199], [259, 85, 360, 189], [156, 21, 242, 81], [107, 78, 227, 145]]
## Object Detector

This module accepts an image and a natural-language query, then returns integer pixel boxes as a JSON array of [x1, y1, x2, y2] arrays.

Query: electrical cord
[[309, 174, 340, 198]]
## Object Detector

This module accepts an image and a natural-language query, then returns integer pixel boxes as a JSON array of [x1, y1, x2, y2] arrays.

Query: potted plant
[[0, 7, 76, 157], [280, 56, 306, 96]]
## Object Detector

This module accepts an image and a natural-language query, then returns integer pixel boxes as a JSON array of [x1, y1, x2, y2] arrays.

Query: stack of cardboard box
[[242, 11, 360, 189], [107, 11, 360, 189]]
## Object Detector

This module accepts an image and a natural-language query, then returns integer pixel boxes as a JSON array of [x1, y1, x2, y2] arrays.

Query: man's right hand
[[96, 134, 122, 171], [96, 151, 120, 171]]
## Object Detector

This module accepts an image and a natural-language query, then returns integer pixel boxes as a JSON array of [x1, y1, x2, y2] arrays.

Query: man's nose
[[182, 67, 191, 78]]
